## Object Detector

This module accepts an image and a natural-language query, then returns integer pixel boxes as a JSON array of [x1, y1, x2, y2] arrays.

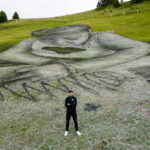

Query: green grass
[[0, 88, 150, 149], [0, 0, 150, 53]]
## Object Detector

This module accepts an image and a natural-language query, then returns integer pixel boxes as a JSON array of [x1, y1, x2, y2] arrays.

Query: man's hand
[[67, 103, 70, 106]]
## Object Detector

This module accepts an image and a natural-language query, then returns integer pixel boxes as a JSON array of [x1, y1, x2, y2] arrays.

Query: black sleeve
[[75, 97, 77, 107], [65, 98, 67, 107]]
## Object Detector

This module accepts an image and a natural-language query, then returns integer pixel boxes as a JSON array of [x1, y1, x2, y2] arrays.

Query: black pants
[[66, 110, 78, 132]]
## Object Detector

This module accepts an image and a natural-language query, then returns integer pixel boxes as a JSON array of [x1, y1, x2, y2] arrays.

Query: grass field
[[0, 1, 150, 149], [1, 83, 150, 149], [0, 0, 150, 53]]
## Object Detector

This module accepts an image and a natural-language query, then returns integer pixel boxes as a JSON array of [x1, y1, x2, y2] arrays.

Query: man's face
[[69, 92, 73, 96]]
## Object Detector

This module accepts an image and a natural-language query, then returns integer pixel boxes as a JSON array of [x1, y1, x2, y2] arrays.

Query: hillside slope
[[0, 1, 150, 149], [0, 24, 150, 150], [0, 0, 150, 53]]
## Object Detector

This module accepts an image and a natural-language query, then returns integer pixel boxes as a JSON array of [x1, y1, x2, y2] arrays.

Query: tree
[[131, 0, 143, 3], [96, 0, 113, 10], [96, 0, 106, 10], [0, 11, 8, 23], [113, 0, 120, 8], [12, 12, 19, 20]]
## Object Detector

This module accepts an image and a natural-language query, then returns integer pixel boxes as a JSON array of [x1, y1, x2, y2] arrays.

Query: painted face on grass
[[32, 25, 91, 46], [0, 24, 150, 102]]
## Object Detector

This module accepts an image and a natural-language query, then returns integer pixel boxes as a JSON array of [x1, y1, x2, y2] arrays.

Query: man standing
[[64, 90, 81, 136]]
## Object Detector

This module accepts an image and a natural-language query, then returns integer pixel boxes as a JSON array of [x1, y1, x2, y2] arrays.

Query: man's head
[[68, 90, 73, 96]]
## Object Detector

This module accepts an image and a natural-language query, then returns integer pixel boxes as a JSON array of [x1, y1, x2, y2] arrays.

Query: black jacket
[[65, 96, 77, 112]]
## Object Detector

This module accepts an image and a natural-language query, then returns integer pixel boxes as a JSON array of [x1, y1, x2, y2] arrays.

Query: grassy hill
[[0, 1, 150, 149], [0, 0, 150, 53]]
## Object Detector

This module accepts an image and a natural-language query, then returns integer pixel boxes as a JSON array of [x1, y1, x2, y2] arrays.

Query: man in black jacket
[[64, 90, 81, 136]]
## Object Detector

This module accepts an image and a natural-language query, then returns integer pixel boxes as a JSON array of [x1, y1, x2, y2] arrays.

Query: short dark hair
[[68, 90, 73, 93]]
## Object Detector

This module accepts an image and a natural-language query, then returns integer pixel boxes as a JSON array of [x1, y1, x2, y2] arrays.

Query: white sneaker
[[64, 131, 68, 136], [76, 131, 81, 136]]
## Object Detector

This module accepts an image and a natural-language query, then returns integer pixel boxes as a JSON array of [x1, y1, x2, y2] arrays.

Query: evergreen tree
[[113, 0, 120, 8], [131, 0, 143, 3], [13, 12, 20, 20], [96, 0, 106, 10], [96, 0, 113, 10], [0, 11, 8, 23]]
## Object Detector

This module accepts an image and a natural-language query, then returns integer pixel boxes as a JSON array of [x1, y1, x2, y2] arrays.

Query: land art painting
[[0, 24, 150, 102], [1, 24, 150, 149]]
